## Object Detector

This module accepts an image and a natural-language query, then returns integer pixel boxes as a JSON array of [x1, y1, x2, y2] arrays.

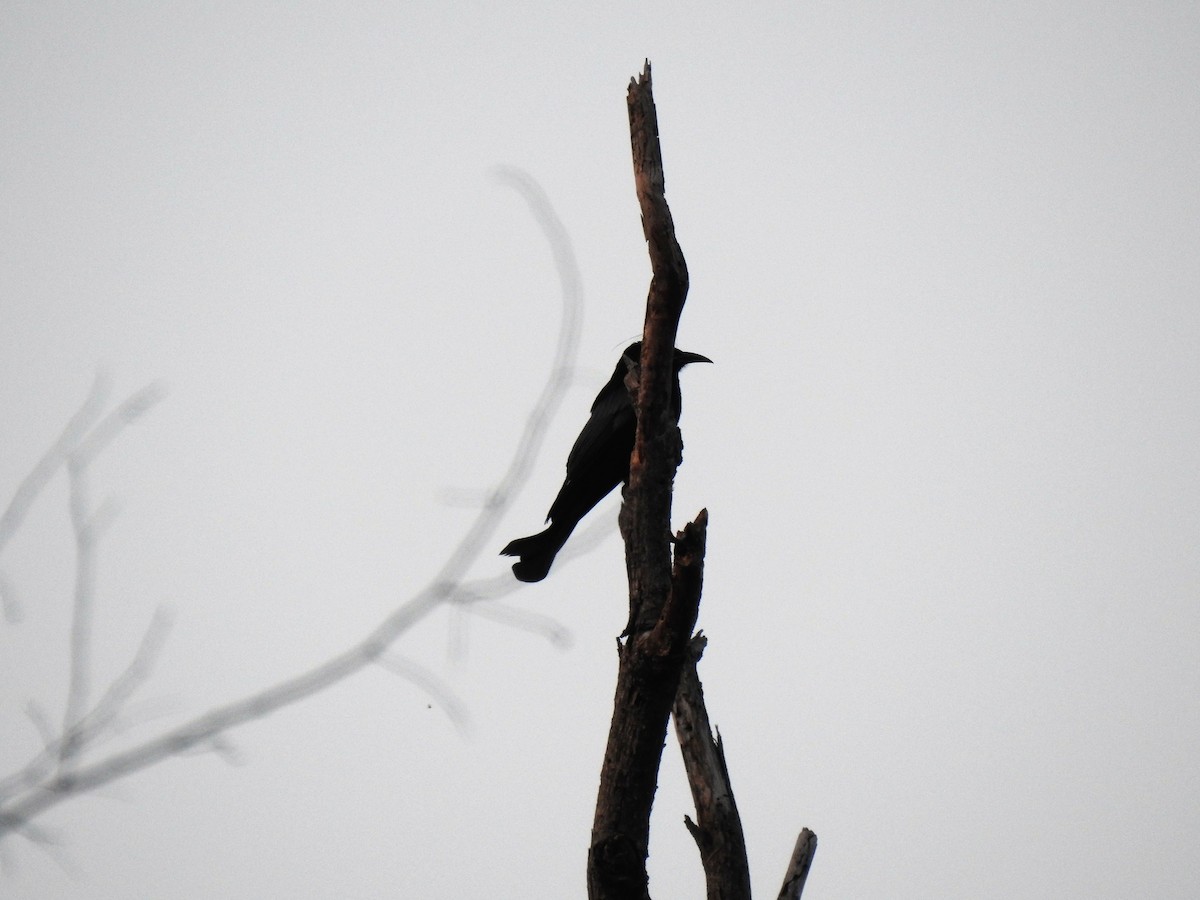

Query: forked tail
[[500, 523, 573, 583]]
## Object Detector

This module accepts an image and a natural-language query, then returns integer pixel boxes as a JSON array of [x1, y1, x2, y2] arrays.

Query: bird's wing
[[564, 384, 635, 476]]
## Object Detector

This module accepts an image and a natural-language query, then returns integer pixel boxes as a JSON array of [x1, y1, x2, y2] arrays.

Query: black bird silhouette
[[501, 341, 711, 582]]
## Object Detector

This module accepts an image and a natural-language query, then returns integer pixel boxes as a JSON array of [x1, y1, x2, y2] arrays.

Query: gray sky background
[[2, 2, 1198, 898]]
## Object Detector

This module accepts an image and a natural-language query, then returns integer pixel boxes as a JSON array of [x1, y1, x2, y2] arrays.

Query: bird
[[501, 340, 711, 582]]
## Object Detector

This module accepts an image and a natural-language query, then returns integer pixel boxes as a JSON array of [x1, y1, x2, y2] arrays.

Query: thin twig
[[70, 382, 166, 468], [0, 374, 108, 557], [1, 610, 173, 800], [376, 655, 470, 731], [59, 453, 96, 766], [462, 601, 572, 649], [86, 606, 175, 735], [59, 382, 165, 767], [0, 571, 21, 624]]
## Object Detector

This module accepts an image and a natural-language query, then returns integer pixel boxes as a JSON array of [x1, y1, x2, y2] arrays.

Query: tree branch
[[776, 829, 818, 900], [0, 170, 582, 841], [0, 374, 108, 558], [673, 633, 752, 900]]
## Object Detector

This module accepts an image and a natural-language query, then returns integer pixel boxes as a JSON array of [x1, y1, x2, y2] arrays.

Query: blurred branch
[[60, 382, 167, 767], [0, 609, 174, 801], [0, 170, 582, 842], [0, 374, 108, 557], [59, 444, 97, 765], [0, 572, 21, 625], [0, 377, 163, 560], [460, 600, 572, 649], [376, 654, 470, 732], [71, 382, 166, 467]]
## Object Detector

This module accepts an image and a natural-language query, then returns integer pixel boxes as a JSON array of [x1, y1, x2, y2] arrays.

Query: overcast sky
[[2, 2, 1198, 898]]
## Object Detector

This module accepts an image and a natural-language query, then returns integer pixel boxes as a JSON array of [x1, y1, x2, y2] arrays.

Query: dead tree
[[586, 61, 817, 900]]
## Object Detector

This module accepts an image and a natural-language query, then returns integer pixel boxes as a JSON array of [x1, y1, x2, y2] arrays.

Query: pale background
[[2, 2, 1198, 898]]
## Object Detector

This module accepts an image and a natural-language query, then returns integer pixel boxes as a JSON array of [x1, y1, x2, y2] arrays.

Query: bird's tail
[[500, 524, 572, 583]]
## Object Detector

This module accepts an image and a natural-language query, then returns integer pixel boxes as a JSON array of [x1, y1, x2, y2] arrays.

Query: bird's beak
[[676, 350, 713, 366]]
